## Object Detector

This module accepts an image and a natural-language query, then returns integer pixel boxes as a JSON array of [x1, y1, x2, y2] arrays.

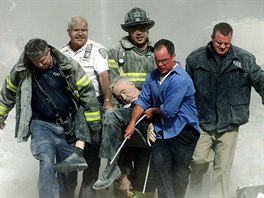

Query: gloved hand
[[147, 123, 156, 147]]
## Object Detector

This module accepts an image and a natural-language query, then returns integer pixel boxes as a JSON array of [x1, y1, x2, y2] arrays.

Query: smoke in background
[[0, 0, 263, 198]]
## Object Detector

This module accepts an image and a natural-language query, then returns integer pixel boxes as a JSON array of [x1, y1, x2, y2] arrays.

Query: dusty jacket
[[0, 45, 101, 143], [186, 42, 264, 133], [108, 36, 155, 89]]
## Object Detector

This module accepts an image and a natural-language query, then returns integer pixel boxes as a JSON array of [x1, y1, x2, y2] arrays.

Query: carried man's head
[[110, 77, 140, 104]]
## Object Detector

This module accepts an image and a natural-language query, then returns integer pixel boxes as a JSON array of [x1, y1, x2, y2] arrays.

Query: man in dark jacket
[[186, 22, 264, 198], [0, 38, 101, 198]]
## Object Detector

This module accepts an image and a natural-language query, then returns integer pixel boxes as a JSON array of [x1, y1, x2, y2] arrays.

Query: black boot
[[54, 147, 88, 173]]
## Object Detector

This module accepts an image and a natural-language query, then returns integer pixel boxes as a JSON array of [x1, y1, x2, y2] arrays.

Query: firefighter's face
[[128, 25, 149, 50]]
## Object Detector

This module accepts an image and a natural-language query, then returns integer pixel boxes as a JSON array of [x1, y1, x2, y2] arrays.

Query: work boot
[[53, 147, 88, 173], [93, 161, 121, 190]]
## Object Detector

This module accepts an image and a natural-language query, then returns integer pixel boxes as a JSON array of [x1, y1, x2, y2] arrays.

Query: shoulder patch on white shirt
[[99, 48, 107, 59], [83, 43, 93, 59]]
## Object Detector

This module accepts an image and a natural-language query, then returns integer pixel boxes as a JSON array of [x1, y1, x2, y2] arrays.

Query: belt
[[31, 116, 65, 126]]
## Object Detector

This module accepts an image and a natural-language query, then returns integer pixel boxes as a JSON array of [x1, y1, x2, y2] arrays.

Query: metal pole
[[142, 152, 152, 194], [110, 114, 146, 165]]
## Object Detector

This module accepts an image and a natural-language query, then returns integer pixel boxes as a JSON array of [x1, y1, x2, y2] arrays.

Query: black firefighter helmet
[[121, 7, 155, 32]]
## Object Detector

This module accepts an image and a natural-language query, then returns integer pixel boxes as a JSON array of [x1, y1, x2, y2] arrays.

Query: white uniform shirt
[[61, 39, 109, 97]]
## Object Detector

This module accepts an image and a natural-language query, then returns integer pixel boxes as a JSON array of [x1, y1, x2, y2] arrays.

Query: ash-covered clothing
[[61, 39, 107, 198], [32, 59, 75, 122], [104, 36, 157, 196], [100, 108, 149, 160], [108, 36, 155, 89], [30, 119, 77, 198], [186, 41, 264, 133], [186, 42, 264, 198], [0, 45, 101, 143], [99, 107, 156, 193], [61, 39, 109, 97], [0, 44, 101, 198], [135, 62, 200, 139]]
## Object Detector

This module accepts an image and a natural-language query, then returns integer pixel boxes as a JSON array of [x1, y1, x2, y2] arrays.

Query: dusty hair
[[110, 76, 131, 93], [68, 16, 88, 30], [24, 38, 49, 60]]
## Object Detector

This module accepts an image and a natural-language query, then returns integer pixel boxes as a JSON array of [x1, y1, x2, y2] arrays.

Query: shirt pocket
[[80, 58, 95, 75], [81, 58, 94, 68]]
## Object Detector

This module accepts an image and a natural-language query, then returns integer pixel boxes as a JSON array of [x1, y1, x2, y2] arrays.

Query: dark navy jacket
[[186, 42, 264, 133]]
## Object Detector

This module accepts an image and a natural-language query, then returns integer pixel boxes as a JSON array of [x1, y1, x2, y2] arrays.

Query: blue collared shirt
[[135, 62, 200, 139]]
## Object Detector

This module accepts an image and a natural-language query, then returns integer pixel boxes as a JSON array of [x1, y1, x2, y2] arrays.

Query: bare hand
[[103, 100, 115, 109], [144, 108, 154, 118], [124, 122, 135, 139], [147, 123, 156, 147]]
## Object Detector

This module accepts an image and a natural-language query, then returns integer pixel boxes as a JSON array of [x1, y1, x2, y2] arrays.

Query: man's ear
[[172, 53, 176, 62]]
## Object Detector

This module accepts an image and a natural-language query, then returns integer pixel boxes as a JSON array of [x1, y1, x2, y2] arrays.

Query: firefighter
[[0, 38, 101, 198], [93, 7, 157, 198]]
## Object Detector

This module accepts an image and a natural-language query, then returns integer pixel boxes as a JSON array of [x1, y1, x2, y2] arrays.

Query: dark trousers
[[116, 147, 156, 192], [100, 108, 156, 197], [151, 125, 199, 198], [59, 173, 77, 198], [78, 143, 101, 198]]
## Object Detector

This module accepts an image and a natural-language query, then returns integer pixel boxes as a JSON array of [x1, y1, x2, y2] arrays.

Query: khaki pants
[[189, 129, 238, 198]]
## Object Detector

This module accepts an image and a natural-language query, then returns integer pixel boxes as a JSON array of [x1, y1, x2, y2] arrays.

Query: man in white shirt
[[61, 16, 113, 108], [59, 16, 113, 198]]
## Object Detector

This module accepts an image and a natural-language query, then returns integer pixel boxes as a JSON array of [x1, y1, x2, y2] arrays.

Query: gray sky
[[0, 0, 263, 65]]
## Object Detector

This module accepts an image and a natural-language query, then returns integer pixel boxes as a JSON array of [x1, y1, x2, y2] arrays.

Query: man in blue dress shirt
[[125, 39, 200, 198]]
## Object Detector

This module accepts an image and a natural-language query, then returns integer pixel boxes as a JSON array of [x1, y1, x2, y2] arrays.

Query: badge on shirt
[[84, 44, 93, 59], [99, 48, 107, 59]]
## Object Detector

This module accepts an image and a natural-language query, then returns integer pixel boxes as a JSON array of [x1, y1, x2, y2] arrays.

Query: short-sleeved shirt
[[61, 39, 109, 97]]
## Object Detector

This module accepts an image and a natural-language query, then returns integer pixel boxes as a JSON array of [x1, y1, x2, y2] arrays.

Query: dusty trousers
[[100, 108, 156, 196]]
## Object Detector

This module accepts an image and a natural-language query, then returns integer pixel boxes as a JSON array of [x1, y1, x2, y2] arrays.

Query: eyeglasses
[[155, 55, 172, 64]]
